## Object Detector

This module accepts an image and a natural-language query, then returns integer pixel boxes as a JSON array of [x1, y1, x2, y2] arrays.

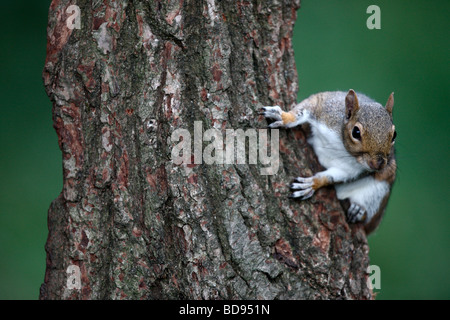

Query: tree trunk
[[40, 0, 372, 300]]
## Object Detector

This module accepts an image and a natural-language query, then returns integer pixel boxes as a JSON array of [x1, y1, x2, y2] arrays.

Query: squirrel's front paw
[[259, 106, 284, 128], [289, 177, 315, 200], [347, 203, 367, 223]]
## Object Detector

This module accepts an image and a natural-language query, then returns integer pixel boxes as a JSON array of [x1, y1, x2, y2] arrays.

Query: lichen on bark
[[41, 0, 372, 300]]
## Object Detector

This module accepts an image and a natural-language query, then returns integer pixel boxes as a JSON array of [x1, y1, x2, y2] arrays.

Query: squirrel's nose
[[369, 156, 385, 170]]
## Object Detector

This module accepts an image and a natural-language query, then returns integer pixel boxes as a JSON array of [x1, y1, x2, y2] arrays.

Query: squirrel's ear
[[345, 89, 359, 120], [385, 92, 394, 115]]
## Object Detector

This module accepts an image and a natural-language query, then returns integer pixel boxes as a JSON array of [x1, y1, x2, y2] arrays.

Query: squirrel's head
[[343, 89, 396, 172]]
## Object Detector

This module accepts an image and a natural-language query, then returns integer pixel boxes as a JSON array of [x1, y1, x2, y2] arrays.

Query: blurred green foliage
[[0, 1, 60, 299], [0, 0, 448, 299]]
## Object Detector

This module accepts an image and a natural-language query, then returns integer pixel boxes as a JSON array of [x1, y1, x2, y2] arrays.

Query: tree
[[40, 0, 372, 300]]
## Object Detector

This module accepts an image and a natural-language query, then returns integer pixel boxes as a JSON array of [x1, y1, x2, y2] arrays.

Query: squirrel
[[260, 89, 397, 234]]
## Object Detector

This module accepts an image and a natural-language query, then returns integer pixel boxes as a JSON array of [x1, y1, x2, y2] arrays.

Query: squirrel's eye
[[392, 130, 397, 142], [352, 126, 361, 140]]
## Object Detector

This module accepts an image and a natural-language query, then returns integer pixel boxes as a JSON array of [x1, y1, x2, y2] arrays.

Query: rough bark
[[40, 0, 372, 300]]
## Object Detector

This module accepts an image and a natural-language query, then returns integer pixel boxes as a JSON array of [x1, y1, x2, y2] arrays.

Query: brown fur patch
[[312, 176, 330, 190], [364, 193, 390, 235], [281, 111, 296, 124]]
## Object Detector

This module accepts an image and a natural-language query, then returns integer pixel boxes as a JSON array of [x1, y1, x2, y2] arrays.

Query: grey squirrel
[[260, 90, 397, 234]]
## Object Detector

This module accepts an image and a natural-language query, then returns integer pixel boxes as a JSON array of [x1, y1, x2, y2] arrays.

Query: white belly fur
[[308, 121, 365, 181]]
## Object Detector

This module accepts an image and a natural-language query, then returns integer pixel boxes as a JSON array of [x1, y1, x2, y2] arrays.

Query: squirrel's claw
[[267, 121, 284, 129], [259, 106, 283, 121], [289, 177, 315, 200], [347, 203, 367, 223]]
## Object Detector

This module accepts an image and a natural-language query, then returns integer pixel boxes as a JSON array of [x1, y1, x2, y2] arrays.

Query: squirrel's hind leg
[[335, 176, 390, 225]]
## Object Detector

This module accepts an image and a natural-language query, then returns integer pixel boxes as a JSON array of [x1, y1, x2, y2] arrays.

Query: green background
[[0, 0, 448, 299]]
